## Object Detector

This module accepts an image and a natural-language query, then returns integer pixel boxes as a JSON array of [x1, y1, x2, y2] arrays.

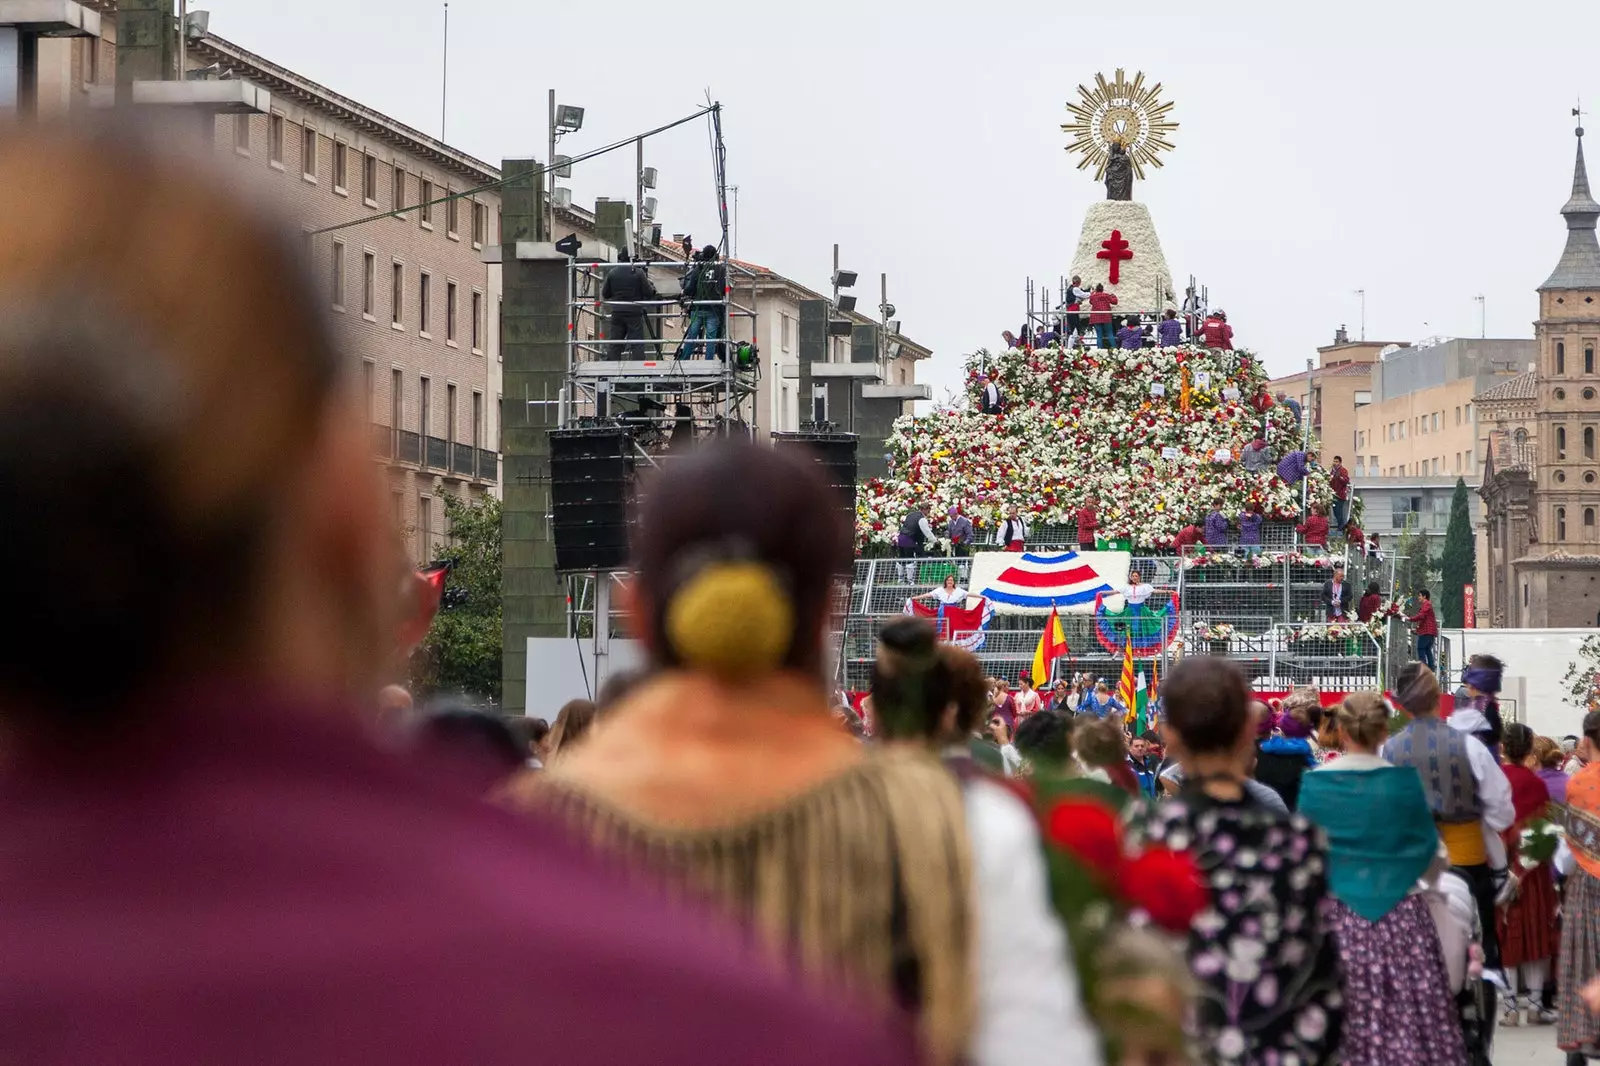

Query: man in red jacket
[[1088, 284, 1119, 349], [1408, 589, 1439, 671], [1077, 497, 1099, 551], [1329, 455, 1351, 531], [1200, 309, 1234, 349], [1173, 523, 1203, 554]]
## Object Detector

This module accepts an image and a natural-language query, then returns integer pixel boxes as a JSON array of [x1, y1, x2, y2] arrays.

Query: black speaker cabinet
[[549, 427, 633, 572], [772, 432, 858, 515]]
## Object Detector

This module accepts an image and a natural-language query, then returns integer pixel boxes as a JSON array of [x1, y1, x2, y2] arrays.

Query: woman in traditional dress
[[1143, 656, 1344, 1065], [920, 572, 969, 607], [504, 441, 1087, 1066], [870, 621, 1102, 1060], [1560, 710, 1600, 1061], [1497, 722, 1559, 1027], [1299, 692, 1468, 1066]]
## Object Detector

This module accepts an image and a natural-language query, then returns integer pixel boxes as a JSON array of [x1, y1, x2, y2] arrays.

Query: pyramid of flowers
[[858, 343, 1334, 550]]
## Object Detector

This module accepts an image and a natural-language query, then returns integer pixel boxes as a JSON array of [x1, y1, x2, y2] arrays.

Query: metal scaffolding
[[560, 256, 762, 461]]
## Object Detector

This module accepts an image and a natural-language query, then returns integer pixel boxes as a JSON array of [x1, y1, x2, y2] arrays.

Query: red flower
[[1044, 797, 1124, 878], [1118, 846, 1208, 932]]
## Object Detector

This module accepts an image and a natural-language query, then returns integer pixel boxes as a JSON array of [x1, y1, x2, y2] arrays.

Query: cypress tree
[[1440, 478, 1475, 628]]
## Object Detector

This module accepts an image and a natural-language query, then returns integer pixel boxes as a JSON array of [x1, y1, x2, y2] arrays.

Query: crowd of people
[[844, 644, 1600, 1065], [1008, 276, 1238, 354], [10, 121, 1600, 1066]]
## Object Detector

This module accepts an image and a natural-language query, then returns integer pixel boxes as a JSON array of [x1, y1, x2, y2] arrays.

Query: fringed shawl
[[520, 750, 976, 1065]]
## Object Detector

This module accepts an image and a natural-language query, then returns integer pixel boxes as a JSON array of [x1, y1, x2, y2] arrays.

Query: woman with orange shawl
[[1559, 710, 1600, 1058]]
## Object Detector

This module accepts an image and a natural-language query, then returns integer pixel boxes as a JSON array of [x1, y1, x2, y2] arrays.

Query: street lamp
[[547, 91, 584, 241]]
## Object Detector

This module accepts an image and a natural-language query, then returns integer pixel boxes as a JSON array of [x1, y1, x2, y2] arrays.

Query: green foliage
[[1394, 526, 1440, 602], [1439, 479, 1476, 629], [410, 494, 502, 705], [1564, 634, 1600, 708]]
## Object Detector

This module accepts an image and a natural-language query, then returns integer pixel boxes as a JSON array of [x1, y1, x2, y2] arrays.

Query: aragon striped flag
[[1117, 636, 1137, 719]]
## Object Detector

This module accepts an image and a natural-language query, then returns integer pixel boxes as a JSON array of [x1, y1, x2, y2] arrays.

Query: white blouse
[[1122, 582, 1155, 606], [964, 778, 1104, 1066], [931, 586, 969, 606]]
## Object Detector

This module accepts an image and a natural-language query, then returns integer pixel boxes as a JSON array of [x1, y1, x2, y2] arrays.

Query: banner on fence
[[969, 550, 1133, 616]]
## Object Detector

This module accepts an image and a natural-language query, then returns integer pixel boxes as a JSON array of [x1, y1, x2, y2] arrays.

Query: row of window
[[329, 242, 483, 349], [238, 114, 490, 246], [362, 363, 488, 450], [1372, 405, 1473, 444], [1553, 425, 1599, 461], [1554, 341, 1598, 376], [1356, 451, 1477, 478], [1553, 506, 1599, 541]]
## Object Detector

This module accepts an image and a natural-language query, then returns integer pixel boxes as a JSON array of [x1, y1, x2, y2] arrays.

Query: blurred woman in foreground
[[872, 619, 1102, 1063], [507, 441, 1062, 1066], [0, 122, 912, 1066]]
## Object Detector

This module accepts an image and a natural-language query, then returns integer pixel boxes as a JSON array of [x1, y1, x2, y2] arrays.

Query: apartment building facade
[[12, 3, 504, 563], [190, 34, 503, 564]]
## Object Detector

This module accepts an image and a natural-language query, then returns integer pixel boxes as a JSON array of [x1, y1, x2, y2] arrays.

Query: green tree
[[1439, 478, 1476, 628], [410, 494, 502, 705], [1394, 526, 1439, 602], [1565, 634, 1600, 708]]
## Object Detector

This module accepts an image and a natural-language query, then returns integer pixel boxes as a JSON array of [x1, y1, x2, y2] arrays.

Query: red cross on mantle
[[1097, 230, 1133, 285]]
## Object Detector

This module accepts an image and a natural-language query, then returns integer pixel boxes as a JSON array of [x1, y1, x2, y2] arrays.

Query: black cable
[[569, 577, 593, 702], [310, 104, 718, 237]]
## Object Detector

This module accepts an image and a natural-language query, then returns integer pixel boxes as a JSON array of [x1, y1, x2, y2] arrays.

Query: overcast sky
[[201, 0, 1594, 399]]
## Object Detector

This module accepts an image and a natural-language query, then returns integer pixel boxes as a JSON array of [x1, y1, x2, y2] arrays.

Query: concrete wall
[[1440, 628, 1593, 737]]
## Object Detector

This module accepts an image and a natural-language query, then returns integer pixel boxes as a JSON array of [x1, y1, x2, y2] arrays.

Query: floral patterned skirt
[[1328, 895, 1468, 1066]]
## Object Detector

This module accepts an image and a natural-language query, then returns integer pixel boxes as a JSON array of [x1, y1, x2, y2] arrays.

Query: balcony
[[368, 424, 500, 484], [395, 430, 422, 466], [425, 435, 449, 471]]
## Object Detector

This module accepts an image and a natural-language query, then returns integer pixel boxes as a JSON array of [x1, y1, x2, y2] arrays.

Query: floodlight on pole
[[554, 154, 573, 178], [642, 196, 658, 221], [640, 166, 658, 189], [832, 269, 858, 289], [555, 104, 585, 132], [836, 295, 858, 313]]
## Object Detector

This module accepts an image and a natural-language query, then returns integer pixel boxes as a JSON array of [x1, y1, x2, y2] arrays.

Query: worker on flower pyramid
[[1200, 309, 1234, 349]]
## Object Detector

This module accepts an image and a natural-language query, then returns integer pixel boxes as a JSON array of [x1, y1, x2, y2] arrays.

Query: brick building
[[11, 2, 502, 563], [1479, 127, 1600, 628]]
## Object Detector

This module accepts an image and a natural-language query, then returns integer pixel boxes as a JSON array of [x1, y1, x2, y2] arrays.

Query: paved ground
[[1497, 1022, 1568, 1064]]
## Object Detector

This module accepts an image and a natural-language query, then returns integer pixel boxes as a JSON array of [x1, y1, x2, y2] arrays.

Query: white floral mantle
[[1068, 201, 1177, 313]]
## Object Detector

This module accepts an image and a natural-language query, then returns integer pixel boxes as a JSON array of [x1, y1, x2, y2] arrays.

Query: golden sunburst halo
[[1062, 69, 1179, 181]]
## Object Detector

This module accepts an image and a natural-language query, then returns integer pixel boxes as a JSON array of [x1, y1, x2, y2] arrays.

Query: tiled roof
[[1476, 371, 1536, 403], [1268, 362, 1372, 386]]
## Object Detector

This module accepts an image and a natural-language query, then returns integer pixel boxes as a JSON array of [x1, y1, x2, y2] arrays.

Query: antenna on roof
[[440, 3, 450, 141]]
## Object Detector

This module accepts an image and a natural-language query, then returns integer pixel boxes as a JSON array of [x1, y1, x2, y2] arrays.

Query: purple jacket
[[1117, 325, 1144, 350], [0, 684, 917, 1066], [1538, 767, 1570, 806], [1238, 511, 1264, 545], [1277, 451, 1309, 484], [1204, 510, 1230, 546], [1157, 318, 1183, 346]]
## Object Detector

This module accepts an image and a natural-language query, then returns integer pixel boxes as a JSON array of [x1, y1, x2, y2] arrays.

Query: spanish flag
[[1031, 606, 1069, 688]]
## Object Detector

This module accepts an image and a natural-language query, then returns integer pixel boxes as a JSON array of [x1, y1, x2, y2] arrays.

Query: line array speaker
[[549, 427, 633, 572], [772, 432, 857, 517]]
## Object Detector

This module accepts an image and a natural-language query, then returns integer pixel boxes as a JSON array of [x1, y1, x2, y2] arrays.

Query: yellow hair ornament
[[665, 561, 794, 680]]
